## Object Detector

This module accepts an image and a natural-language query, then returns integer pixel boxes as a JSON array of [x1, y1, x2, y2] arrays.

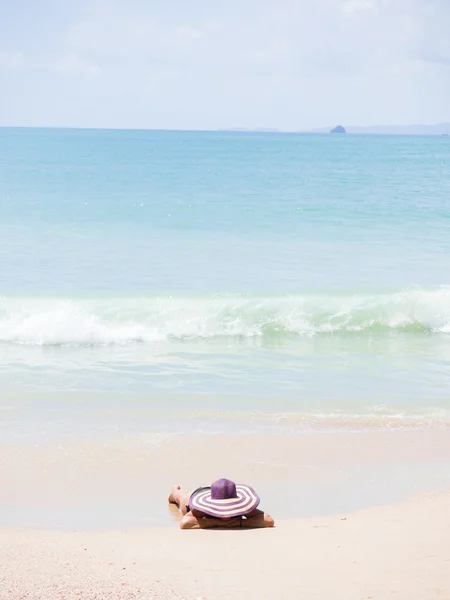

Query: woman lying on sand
[[168, 478, 275, 529]]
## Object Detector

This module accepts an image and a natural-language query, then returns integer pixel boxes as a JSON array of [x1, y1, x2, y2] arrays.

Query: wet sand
[[1, 429, 450, 528], [1, 430, 450, 598]]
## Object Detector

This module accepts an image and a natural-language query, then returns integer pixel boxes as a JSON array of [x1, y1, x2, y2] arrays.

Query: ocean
[[1, 127, 450, 441]]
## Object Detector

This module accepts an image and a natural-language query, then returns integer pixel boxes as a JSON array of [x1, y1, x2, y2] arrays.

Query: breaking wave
[[1, 288, 450, 346]]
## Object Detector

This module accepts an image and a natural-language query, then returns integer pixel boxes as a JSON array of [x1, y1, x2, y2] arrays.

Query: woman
[[168, 478, 275, 529]]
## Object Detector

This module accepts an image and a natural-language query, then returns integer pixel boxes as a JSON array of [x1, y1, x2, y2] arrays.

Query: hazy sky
[[1, 0, 449, 130]]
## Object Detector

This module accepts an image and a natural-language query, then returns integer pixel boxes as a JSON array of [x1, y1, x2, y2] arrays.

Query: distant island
[[312, 123, 450, 135], [214, 123, 450, 136], [330, 125, 346, 134]]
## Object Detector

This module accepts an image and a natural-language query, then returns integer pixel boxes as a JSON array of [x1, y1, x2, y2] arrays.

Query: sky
[[1, 0, 449, 130]]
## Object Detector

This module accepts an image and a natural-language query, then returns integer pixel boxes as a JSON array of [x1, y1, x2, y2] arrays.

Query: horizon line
[[1, 123, 449, 135]]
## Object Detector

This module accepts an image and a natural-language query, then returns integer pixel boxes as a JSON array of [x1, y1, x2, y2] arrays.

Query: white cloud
[[0, 49, 99, 77], [65, 15, 205, 68], [339, 0, 377, 15], [53, 52, 100, 76], [0, 51, 25, 71], [407, 0, 450, 67], [175, 25, 202, 43]]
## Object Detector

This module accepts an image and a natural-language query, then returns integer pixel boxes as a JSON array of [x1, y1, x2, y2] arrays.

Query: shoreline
[[1, 488, 449, 599], [2, 391, 450, 444]]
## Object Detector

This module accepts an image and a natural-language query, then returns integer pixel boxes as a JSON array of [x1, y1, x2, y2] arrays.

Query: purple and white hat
[[189, 478, 260, 518]]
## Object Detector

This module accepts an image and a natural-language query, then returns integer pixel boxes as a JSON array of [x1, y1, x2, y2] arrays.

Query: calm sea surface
[[1, 128, 450, 440]]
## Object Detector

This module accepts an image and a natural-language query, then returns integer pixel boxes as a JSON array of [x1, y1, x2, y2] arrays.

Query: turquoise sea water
[[1, 127, 450, 439]]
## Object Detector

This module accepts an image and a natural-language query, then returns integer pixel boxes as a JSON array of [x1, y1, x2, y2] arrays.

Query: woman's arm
[[179, 509, 274, 529], [180, 513, 242, 529], [241, 508, 274, 528]]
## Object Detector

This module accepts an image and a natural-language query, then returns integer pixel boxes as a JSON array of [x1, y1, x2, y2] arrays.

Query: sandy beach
[[1, 430, 450, 599], [1, 489, 450, 599]]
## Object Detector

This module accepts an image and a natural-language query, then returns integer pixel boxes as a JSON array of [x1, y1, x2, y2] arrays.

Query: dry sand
[[1, 430, 450, 599], [1, 489, 450, 600]]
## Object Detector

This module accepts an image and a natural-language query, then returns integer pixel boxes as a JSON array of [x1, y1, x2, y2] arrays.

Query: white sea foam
[[0, 288, 449, 346]]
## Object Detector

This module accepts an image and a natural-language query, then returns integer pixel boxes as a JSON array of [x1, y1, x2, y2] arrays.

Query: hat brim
[[189, 484, 260, 518]]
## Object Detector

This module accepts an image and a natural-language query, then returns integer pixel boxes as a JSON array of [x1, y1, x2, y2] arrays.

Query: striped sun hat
[[189, 478, 260, 518]]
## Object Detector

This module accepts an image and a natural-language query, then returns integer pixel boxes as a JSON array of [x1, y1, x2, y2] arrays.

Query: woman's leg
[[168, 485, 191, 515]]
